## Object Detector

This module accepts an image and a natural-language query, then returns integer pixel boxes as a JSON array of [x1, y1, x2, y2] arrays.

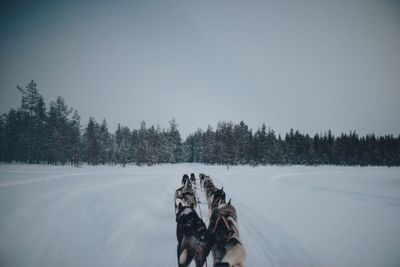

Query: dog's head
[[221, 201, 238, 230], [181, 174, 189, 185], [203, 176, 212, 185], [211, 199, 237, 224], [212, 187, 226, 207]]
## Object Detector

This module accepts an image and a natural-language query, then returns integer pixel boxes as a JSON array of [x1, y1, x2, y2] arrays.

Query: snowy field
[[0, 164, 399, 267]]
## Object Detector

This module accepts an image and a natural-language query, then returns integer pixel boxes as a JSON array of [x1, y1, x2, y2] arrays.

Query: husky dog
[[199, 173, 205, 188], [204, 177, 215, 197], [190, 173, 196, 184], [182, 180, 196, 209], [203, 175, 214, 191], [209, 187, 226, 210], [205, 184, 217, 207], [208, 200, 246, 267], [175, 179, 196, 220], [182, 174, 190, 186], [176, 203, 211, 267], [176, 175, 192, 202]]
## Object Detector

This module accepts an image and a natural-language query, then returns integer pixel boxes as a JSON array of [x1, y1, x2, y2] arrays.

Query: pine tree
[[233, 121, 252, 164], [265, 127, 279, 164], [115, 125, 131, 166], [69, 111, 81, 166], [135, 121, 149, 165], [254, 124, 267, 164], [16, 81, 47, 163], [202, 125, 215, 164], [3, 109, 21, 162], [84, 117, 100, 165], [47, 96, 72, 164], [166, 118, 183, 163], [98, 119, 112, 164], [216, 121, 235, 164], [147, 125, 163, 164], [0, 115, 5, 161]]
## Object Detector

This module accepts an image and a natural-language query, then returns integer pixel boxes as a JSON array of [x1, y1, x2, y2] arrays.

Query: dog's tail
[[178, 236, 196, 266]]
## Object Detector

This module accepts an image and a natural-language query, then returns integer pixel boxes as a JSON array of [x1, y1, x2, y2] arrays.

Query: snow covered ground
[[0, 164, 399, 267]]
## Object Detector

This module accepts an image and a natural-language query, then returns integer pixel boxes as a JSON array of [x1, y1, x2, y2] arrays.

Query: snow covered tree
[[0, 115, 5, 162], [16, 81, 47, 163], [165, 118, 183, 163], [134, 121, 149, 165], [47, 96, 72, 164], [84, 117, 100, 165], [115, 124, 132, 166], [69, 111, 82, 166], [233, 121, 252, 164], [202, 125, 216, 164], [98, 119, 112, 164]]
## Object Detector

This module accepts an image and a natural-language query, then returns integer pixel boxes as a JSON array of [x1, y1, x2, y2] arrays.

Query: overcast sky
[[1, 0, 399, 138]]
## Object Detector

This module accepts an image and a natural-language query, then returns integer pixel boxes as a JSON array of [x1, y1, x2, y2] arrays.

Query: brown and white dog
[[203, 176, 226, 213], [208, 200, 246, 267]]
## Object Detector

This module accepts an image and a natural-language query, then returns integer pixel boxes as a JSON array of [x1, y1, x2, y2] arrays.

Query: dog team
[[174, 173, 246, 267]]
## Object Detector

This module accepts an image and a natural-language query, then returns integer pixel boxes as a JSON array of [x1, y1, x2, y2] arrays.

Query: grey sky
[[1, 0, 399, 138]]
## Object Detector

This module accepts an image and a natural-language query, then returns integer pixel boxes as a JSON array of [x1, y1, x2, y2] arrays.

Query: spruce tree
[[47, 96, 72, 164], [16, 81, 47, 163], [84, 117, 100, 165]]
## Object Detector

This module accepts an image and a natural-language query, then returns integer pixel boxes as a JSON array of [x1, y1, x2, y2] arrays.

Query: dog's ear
[[221, 186, 224, 191], [228, 198, 231, 205]]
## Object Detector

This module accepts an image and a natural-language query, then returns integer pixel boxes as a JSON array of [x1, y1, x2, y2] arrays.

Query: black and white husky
[[182, 174, 190, 186], [176, 203, 211, 267], [190, 173, 196, 184], [208, 200, 246, 267], [175, 178, 196, 220], [199, 173, 205, 188]]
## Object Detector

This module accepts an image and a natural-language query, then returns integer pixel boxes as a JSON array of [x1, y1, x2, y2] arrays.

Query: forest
[[1, 81, 399, 166]]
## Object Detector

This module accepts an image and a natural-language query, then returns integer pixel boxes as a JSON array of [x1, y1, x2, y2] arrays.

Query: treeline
[[185, 123, 400, 166], [0, 81, 399, 166], [0, 81, 183, 166]]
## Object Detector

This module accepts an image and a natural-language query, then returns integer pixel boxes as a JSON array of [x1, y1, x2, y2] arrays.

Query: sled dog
[[182, 174, 190, 186], [203, 175, 214, 191], [176, 203, 211, 267], [190, 173, 196, 184], [205, 185, 217, 208], [208, 200, 246, 267], [175, 178, 196, 219], [199, 173, 205, 188], [209, 187, 226, 210]]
